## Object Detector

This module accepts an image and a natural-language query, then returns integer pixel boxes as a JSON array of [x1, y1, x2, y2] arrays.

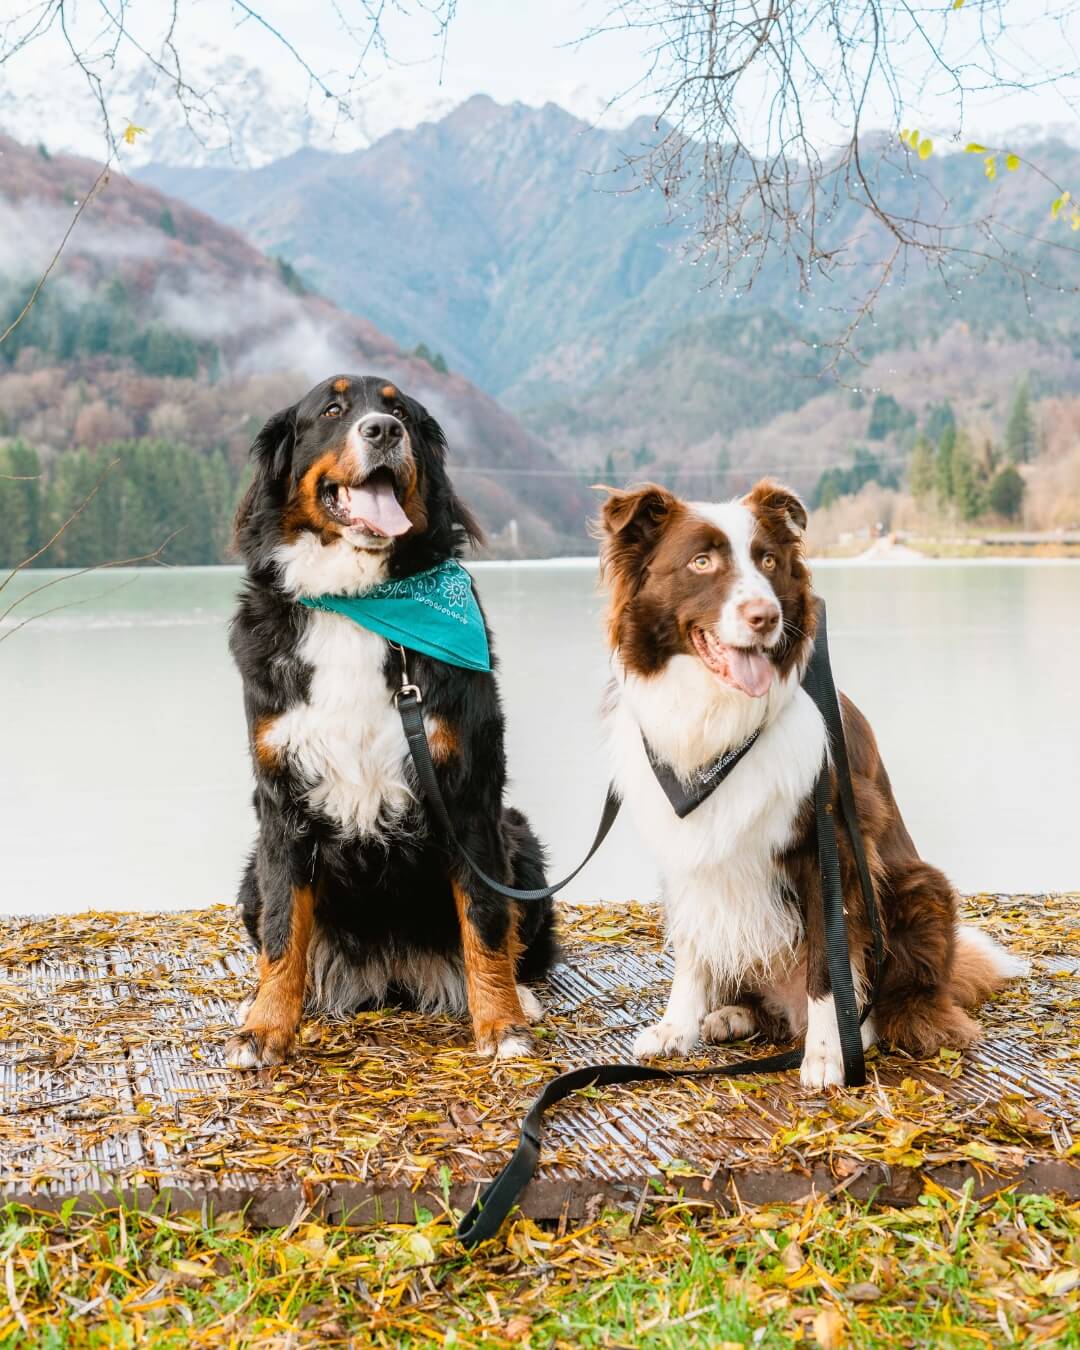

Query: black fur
[[230, 374, 556, 1029]]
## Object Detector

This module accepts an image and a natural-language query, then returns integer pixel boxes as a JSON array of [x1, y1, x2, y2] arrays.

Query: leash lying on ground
[[395, 596, 884, 1247]]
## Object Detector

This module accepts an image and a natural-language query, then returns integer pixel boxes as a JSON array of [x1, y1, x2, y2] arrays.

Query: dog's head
[[235, 374, 481, 595], [598, 479, 814, 695]]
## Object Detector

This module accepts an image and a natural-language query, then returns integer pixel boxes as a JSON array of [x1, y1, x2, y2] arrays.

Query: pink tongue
[[725, 647, 774, 698], [343, 480, 412, 538]]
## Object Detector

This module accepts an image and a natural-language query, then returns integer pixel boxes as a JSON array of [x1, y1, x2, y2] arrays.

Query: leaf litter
[[0, 893, 1076, 1344]]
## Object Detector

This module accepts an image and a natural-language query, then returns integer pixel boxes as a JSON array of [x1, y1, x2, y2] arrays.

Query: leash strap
[[456, 1048, 802, 1246], [451, 596, 882, 1247], [644, 728, 760, 818], [802, 602, 885, 1021], [396, 680, 621, 902]]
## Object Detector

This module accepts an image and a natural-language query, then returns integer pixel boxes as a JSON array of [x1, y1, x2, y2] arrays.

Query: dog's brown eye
[[392, 403, 408, 421], [690, 554, 712, 572], [761, 553, 777, 571], [322, 403, 343, 418]]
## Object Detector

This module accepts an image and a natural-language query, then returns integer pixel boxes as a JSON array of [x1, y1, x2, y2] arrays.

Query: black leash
[[394, 598, 883, 1246], [393, 643, 622, 902]]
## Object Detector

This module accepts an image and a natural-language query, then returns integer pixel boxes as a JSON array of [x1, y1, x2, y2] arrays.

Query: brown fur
[[599, 478, 1020, 1063], [282, 449, 346, 541], [253, 714, 282, 772], [599, 482, 816, 682], [227, 885, 315, 1065], [452, 880, 528, 1053], [428, 718, 460, 763]]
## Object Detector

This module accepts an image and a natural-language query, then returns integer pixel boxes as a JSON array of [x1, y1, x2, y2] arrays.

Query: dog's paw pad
[[516, 985, 544, 1024], [633, 1021, 697, 1060], [702, 1006, 756, 1043], [224, 1031, 288, 1070]]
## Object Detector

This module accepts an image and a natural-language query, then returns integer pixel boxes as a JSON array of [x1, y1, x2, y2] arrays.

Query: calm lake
[[2, 560, 1078, 913]]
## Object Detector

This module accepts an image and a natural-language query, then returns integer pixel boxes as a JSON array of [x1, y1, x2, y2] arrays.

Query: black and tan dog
[[226, 374, 555, 1069]]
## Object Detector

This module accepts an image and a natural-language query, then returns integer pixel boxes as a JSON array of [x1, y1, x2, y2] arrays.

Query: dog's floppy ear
[[595, 482, 681, 602], [597, 482, 680, 562], [250, 406, 297, 481], [743, 479, 808, 536], [418, 409, 484, 549], [233, 405, 297, 548]]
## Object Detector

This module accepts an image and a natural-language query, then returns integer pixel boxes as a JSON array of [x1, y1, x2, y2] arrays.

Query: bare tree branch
[[588, 0, 1080, 364]]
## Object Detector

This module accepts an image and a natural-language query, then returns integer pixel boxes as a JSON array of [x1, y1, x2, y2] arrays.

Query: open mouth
[[691, 627, 774, 698], [320, 466, 412, 540]]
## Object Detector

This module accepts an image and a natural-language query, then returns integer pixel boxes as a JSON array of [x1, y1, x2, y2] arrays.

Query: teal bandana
[[298, 559, 491, 672]]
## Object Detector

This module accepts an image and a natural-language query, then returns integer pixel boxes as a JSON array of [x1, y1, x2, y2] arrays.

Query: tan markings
[[400, 443, 428, 535], [333, 377, 350, 393], [380, 384, 398, 400], [428, 718, 460, 763], [452, 880, 526, 1052], [253, 715, 282, 772], [233, 885, 315, 1064], [283, 449, 345, 539]]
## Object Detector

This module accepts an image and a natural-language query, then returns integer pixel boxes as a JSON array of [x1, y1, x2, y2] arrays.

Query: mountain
[[0, 132, 590, 561], [0, 44, 448, 170], [139, 96, 712, 398], [138, 97, 1080, 498]]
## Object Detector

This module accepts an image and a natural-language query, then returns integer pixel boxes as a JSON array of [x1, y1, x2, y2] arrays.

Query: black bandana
[[644, 728, 761, 819]]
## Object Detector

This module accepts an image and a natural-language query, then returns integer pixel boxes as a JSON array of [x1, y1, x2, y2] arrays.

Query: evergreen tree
[[935, 423, 957, 505], [0, 443, 43, 566], [908, 434, 936, 502], [1005, 376, 1035, 462], [989, 464, 1025, 519], [867, 393, 915, 440], [951, 433, 984, 521], [924, 401, 956, 444]]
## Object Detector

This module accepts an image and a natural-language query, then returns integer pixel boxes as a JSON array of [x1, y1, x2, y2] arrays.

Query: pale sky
[[2, 0, 1078, 160], [208, 0, 1080, 142]]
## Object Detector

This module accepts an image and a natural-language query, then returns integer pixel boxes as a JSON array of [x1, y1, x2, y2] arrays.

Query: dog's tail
[[951, 924, 1030, 1009]]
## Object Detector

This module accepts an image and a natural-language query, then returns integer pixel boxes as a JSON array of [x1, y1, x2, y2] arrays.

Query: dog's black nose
[[357, 413, 404, 447]]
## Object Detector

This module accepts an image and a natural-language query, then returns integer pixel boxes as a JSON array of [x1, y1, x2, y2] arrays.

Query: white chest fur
[[608, 658, 827, 991], [265, 610, 417, 840]]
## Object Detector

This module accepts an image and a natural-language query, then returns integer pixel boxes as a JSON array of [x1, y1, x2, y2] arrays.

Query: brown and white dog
[[599, 479, 1026, 1089]]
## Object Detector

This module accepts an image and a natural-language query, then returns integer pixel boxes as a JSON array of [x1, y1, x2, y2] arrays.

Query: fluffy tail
[[951, 925, 1030, 1010]]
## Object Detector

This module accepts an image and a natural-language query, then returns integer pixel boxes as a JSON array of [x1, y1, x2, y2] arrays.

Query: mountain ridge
[[0, 130, 590, 556]]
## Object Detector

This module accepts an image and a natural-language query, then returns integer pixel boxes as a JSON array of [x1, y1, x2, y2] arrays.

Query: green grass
[[1, 1184, 1078, 1346]]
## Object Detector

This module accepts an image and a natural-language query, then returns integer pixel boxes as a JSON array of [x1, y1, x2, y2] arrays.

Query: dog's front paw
[[475, 1021, 533, 1062], [224, 1027, 293, 1070], [799, 1042, 845, 1090], [702, 1005, 756, 1044], [633, 1021, 698, 1060]]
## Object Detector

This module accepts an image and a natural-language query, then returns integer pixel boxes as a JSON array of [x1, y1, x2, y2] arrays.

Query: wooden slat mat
[[1, 897, 1077, 1225]]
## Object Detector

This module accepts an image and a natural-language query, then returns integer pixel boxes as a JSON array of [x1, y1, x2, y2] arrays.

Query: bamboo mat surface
[[1, 896, 1076, 1224]]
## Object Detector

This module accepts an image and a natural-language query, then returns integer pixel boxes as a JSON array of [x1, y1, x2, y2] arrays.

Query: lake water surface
[[2, 560, 1077, 912]]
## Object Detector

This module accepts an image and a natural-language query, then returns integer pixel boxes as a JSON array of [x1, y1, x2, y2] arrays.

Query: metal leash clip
[[390, 642, 422, 705]]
